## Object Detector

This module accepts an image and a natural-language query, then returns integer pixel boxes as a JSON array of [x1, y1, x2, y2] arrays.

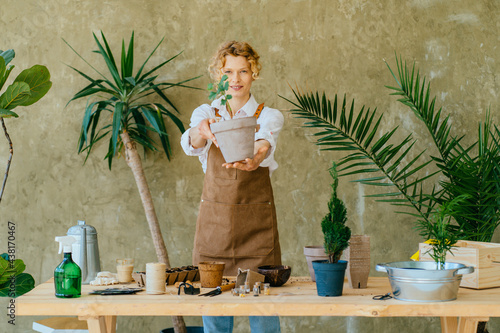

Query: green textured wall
[[1, 0, 499, 332]]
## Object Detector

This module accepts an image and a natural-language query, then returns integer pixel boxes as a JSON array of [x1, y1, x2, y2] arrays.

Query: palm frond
[[280, 88, 433, 223], [282, 55, 500, 242]]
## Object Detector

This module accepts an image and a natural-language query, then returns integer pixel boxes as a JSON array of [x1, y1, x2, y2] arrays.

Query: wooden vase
[[346, 235, 371, 289]]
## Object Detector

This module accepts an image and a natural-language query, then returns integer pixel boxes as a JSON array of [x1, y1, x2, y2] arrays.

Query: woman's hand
[[190, 118, 218, 148], [222, 140, 270, 171]]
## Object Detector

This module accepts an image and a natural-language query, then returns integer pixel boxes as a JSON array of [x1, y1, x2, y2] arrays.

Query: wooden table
[[17, 277, 498, 333]]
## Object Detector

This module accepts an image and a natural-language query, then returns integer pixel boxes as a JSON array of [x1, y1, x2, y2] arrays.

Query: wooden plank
[[16, 277, 500, 318], [457, 317, 489, 333], [419, 241, 500, 289], [33, 316, 88, 330], [105, 316, 116, 333], [80, 316, 106, 333], [441, 317, 458, 333]]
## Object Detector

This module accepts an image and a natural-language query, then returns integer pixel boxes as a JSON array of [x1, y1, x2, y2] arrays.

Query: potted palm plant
[[282, 55, 488, 325], [312, 162, 351, 297], [64, 31, 200, 333], [376, 195, 474, 302], [281, 55, 500, 244]]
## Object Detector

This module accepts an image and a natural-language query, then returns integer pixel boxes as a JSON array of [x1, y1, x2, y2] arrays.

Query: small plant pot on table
[[312, 260, 348, 297]]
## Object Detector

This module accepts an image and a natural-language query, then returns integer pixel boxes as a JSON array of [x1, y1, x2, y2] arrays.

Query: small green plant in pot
[[416, 195, 469, 270], [312, 162, 351, 297]]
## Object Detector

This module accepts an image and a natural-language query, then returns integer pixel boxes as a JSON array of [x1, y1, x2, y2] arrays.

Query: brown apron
[[192, 106, 282, 276]]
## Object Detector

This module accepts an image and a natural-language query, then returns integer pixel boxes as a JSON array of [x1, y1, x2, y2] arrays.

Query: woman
[[181, 41, 283, 333]]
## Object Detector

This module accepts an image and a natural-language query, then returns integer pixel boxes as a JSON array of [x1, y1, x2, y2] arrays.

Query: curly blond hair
[[208, 41, 262, 82]]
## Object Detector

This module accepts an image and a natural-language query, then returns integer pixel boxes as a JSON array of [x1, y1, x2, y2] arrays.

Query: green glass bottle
[[54, 236, 81, 298]]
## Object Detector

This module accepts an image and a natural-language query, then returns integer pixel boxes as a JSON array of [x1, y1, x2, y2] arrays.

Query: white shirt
[[180, 95, 284, 175]]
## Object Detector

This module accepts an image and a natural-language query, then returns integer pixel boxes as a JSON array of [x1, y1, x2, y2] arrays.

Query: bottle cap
[[55, 236, 77, 254]]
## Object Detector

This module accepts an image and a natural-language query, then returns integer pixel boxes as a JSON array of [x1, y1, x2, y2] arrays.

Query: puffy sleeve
[[180, 104, 215, 156], [254, 107, 284, 167]]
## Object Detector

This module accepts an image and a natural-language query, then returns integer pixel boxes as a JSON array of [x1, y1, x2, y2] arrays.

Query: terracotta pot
[[345, 235, 370, 289], [198, 261, 225, 288], [303, 246, 329, 282], [210, 117, 257, 163]]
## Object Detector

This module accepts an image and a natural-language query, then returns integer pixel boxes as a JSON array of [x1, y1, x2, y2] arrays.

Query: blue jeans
[[202, 316, 281, 333]]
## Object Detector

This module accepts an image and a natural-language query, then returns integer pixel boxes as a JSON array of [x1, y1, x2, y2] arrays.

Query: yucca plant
[[65, 30, 200, 265], [281, 55, 500, 243], [65, 31, 200, 333]]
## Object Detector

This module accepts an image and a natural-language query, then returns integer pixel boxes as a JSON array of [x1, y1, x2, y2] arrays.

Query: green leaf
[[121, 32, 134, 79], [111, 102, 124, 155], [0, 49, 15, 66], [125, 77, 136, 86], [0, 56, 6, 88], [0, 273, 35, 298], [92, 31, 123, 90], [0, 81, 30, 109], [13, 65, 52, 106], [0, 109, 19, 118], [0, 258, 25, 285]]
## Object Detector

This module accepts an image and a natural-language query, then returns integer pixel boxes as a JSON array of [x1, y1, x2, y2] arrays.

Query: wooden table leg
[[441, 317, 458, 333], [105, 315, 117, 333], [457, 317, 489, 333], [79, 316, 107, 333]]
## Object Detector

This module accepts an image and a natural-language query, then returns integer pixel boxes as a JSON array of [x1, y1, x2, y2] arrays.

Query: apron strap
[[254, 103, 265, 119], [214, 103, 265, 119]]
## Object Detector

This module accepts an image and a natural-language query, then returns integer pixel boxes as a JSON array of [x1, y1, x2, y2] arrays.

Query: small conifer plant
[[321, 162, 351, 263]]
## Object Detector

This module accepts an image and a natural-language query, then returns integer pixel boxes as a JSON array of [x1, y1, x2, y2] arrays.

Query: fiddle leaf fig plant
[[322, 162, 351, 263], [0, 49, 52, 203], [0, 253, 35, 298]]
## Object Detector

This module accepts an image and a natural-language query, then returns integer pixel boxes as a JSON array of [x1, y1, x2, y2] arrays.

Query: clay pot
[[198, 261, 225, 288], [303, 246, 329, 282], [345, 235, 371, 289], [210, 117, 257, 163]]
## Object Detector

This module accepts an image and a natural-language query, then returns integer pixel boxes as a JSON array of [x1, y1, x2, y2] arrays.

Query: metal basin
[[376, 261, 474, 302]]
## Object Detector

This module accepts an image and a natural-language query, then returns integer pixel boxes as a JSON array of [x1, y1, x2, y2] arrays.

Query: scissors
[[372, 292, 393, 300], [177, 282, 200, 295]]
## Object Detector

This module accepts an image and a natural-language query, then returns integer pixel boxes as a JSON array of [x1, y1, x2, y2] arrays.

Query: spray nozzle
[[55, 236, 77, 254]]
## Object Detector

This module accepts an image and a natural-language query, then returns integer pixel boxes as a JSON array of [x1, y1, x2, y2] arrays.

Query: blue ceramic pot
[[312, 260, 348, 297]]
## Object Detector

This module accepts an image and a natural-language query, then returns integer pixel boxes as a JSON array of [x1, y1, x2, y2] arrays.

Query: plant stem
[[120, 131, 170, 266], [0, 118, 13, 204], [120, 131, 187, 333]]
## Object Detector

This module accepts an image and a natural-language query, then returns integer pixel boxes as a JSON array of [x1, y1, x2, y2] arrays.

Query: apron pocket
[[196, 200, 234, 257], [196, 200, 275, 258], [232, 202, 275, 257]]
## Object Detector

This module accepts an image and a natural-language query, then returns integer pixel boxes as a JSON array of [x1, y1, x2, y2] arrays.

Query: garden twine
[[146, 262, 166, 294]]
